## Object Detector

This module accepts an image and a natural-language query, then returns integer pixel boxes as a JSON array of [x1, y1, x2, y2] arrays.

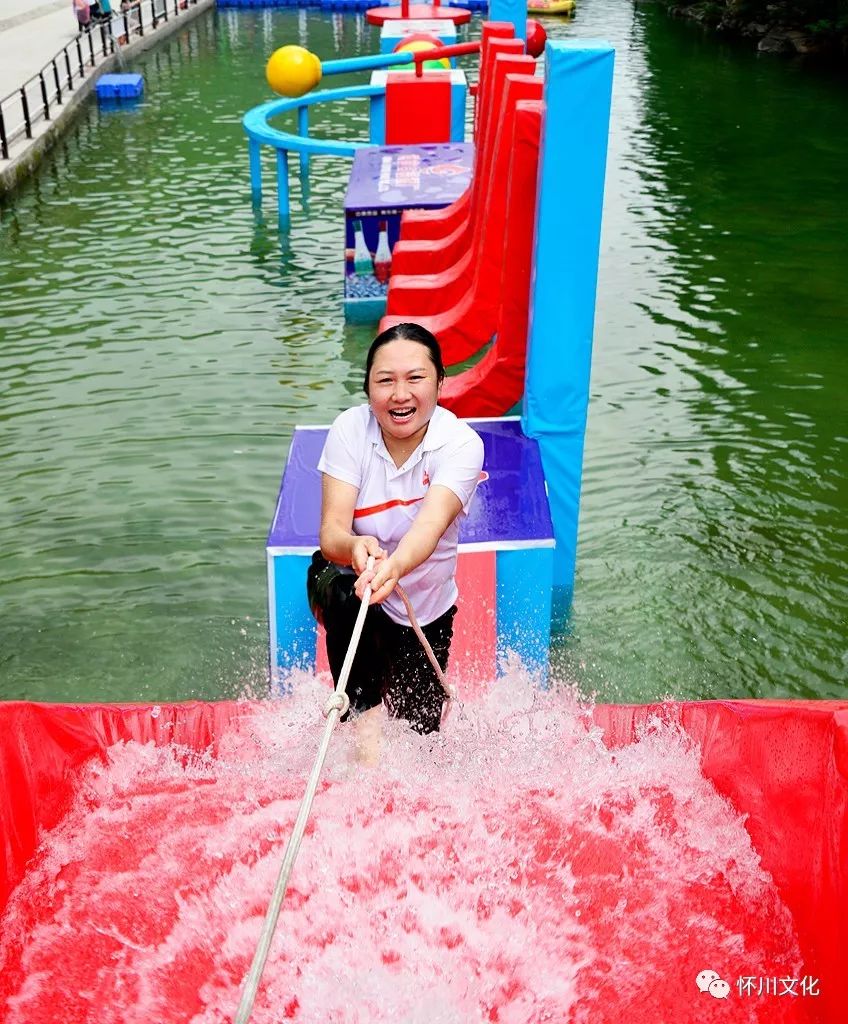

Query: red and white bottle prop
[[373, 220, 392, 284]]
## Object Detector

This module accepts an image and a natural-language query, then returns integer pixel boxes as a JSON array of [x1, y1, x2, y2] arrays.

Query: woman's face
[[368, 339, 441, 443]]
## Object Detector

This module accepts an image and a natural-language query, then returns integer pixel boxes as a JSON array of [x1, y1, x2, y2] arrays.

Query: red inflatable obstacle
[[388, 36, 528, 277], [379, 21, 549, 415], [382, 71, 541, 360], [385, 71, 455, 144], [366, 0, 472, 24], [439, 99, 543, 416], [0, 699, 846, 1022], [380, 68, 541, 364], [386, 62, 538, 294], [396, 22, 519, 244]]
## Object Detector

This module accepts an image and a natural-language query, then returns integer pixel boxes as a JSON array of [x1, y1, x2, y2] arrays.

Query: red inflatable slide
[[0, 698, 846, 1022]]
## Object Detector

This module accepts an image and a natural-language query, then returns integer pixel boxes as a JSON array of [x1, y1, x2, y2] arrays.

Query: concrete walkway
[[0, 0, 215, 194], [0, 1, 82, 102]]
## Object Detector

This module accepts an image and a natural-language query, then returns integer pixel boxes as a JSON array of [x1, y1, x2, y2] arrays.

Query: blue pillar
[[297, 105, 310, 176], [268, 552, 317, 693], [522, 40, 614, 621], [450, 78, 467, 143], [496, 548, 553, 683], [369, 91, 385, 145], [488, 0, 526, 41], [276, 147, 290, 228], [249, 139, 262, 203]]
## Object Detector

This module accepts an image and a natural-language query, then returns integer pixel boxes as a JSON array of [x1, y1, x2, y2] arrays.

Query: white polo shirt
[[317, 404, 485, 626]]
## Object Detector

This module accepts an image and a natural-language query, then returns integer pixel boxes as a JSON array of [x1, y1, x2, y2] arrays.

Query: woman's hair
[[363, 322, 446, 395]]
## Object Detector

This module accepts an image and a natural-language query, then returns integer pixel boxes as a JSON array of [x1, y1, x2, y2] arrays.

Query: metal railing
[[0, 0, 201, 161]]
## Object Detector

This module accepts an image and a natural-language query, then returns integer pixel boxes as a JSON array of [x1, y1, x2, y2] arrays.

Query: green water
[[0, 3, 845, 704]]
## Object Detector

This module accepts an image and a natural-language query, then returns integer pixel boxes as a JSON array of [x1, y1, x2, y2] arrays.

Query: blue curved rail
[[243, 50, 422, 224], [243, 85, 384, 156]]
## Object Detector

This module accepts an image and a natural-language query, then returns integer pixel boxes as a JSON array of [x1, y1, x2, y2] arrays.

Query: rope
[[234, 561, 456, 1023], [395, 584, 455, 700], [233, 557, 376, 1024]]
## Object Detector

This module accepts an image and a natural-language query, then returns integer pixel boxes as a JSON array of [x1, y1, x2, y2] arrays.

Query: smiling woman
[[306, 323, 484, 740]]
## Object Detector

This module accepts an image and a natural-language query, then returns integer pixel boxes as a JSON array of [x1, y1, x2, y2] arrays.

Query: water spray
[[234, 557, 455, 1022]]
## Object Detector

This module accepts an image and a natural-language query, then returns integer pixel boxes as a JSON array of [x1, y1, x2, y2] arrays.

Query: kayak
[[527, 0, 576, 15]]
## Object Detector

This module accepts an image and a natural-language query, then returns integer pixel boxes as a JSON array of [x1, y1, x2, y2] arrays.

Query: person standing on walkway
[[73, 0, 91, 32]]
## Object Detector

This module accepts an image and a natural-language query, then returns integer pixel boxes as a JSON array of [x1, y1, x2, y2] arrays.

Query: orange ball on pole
[[392, 33, 451, 71]]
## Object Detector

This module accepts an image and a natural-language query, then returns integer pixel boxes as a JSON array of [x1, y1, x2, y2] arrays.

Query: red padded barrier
[[439, 100, 543, 417], [385, 72, 452, 145], [452, 549, 497, 686], [381, 72, 543, 365], [2, 699, 846, 1022], [399, 29, 522, 243], [391, 51, 535, 278]]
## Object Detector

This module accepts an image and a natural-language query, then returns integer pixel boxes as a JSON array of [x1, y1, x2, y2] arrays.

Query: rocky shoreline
[[651, 0, 847, 59]]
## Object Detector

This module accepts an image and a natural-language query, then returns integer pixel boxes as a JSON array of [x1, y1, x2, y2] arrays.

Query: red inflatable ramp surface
[[592, 699, 848, 1024], [0, 700, 250, 914], [1, 698, 846, 1022]]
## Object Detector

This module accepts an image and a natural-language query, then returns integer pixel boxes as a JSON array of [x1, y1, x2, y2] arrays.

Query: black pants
[[306, 551, 455, 735]]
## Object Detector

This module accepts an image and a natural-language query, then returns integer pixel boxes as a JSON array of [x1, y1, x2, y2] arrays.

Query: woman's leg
[[306, 551, 390, 718], [382, 607, 456, 735]]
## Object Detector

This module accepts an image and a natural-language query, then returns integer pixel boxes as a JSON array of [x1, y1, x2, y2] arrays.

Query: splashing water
[[0, 671, 812, 1024]]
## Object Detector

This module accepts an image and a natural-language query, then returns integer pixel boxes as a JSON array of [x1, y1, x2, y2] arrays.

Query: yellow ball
[[265, 45, 322, 98]]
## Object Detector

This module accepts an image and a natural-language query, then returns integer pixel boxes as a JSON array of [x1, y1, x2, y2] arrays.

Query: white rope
[[395, 584, 456, 700], [234, 561, 458, 1023], [233, 557, 375, 1024]]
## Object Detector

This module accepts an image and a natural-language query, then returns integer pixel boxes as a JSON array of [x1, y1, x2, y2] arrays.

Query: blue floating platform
[[266, 418, 555, 684], [96, 73, 144, 101], [320, 0, 376, 10]]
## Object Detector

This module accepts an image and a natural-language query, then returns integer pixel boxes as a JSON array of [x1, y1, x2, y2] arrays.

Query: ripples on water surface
[[0, 2, 846, 702]]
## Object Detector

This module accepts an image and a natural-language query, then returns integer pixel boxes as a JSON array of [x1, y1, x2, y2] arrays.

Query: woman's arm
[[319, 474, 385, 574], [355, 484, 462, 604]]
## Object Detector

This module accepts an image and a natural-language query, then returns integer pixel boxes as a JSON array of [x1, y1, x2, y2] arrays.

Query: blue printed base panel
[[343, 142, 472, 322], [343, 297, 386, 323], [95, 73, 144, 100], [267, 417, 555, 688]]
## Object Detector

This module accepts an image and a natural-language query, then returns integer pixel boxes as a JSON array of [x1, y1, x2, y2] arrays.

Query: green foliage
[[659, 0, 848, 41], [701, 0, 724, 21]]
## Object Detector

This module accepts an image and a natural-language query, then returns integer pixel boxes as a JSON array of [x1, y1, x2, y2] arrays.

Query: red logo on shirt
[[423, 471, 430, 486]]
